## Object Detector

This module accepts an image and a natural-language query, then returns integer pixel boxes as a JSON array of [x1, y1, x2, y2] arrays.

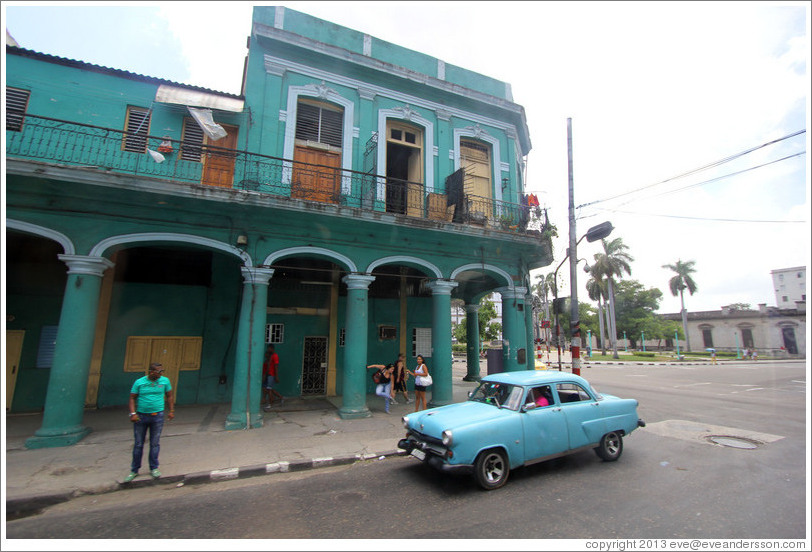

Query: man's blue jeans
[[131, 411, 165, 472]]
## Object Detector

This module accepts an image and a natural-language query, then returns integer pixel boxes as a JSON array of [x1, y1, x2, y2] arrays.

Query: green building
[[5, 6, 553, 447]]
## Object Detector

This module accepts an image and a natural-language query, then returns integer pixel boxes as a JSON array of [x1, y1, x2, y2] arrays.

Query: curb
[[5, 450, 405, 521]]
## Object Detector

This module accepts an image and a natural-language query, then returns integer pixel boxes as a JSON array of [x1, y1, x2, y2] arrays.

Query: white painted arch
[[6, 219, 75, 255], [450, 263, 513, 288], [263, 246, 358, 273], [366, 255, 443, 280], [89, 233, 252, 266]]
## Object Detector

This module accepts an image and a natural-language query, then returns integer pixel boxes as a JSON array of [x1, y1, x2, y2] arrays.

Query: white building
[[771, 266, 806, 308]]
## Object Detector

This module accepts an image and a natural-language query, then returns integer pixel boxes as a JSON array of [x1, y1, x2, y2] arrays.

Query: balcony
[[6, 114, 551, 237]]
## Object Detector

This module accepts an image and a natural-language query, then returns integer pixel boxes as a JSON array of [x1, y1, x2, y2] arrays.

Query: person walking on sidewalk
[[408, 355, 431, 412], [262, 345, 284, 411], [368, 363, 396, 413], [392, 353, 411, 404], [124, 362, 174, 482]]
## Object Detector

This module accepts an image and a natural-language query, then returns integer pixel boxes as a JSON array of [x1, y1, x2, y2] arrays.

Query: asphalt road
[[6, 361, 807, 541]]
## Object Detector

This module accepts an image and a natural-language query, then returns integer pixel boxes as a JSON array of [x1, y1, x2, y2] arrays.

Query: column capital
[[58, 254, 114, 276], [426, 280, 459, 295], [496, 286, 528, 300], [464, 303, 481, 314], [342, 274, 375, 290], [241, 266, 275, 285]]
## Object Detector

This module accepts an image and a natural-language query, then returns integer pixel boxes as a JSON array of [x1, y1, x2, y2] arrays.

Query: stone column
[[427, 280, 458, 407], [497, 286, 528, 372], [225, 266, 274, 430], [525, 292, 536, 370], [26, 255, 114, 448], [464, 304, 481, 382], [338, 274, 376, 419]]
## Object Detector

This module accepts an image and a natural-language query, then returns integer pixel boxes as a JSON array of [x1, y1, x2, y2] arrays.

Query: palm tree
[[663, 259, 698, 352], [585, 272, 607, 355], [591, 238, 633, 359]]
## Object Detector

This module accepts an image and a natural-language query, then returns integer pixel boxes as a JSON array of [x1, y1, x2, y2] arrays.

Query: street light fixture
[[566, 220, 613, 376]]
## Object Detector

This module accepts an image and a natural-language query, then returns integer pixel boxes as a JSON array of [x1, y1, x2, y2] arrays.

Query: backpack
[[372, 369, 383, 384]]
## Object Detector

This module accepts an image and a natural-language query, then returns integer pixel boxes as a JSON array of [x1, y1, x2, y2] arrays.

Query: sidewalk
[[4, 356, 800, 519], [4, 362, 482, 519]]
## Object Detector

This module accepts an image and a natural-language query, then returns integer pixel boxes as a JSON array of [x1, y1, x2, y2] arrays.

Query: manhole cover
[[706, 435, 760, 449]]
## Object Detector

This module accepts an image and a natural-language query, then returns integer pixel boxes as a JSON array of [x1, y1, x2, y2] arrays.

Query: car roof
[[481, 370, 591, 387]]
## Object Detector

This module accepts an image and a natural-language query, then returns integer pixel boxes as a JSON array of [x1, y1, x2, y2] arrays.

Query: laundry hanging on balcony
[[187, 106, 228, 141]]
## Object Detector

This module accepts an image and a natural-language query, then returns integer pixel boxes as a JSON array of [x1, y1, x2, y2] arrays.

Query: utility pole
[[567, 118, 581, 376]]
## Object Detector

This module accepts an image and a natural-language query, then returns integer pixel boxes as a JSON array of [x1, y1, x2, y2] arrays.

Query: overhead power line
[[577, 129, 807, 209], [592, 207, 805, 224]]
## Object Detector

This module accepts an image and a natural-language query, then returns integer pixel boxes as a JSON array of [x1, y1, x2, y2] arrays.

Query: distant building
[[659, 303, 805, 358], [771, 266, 806, 309]]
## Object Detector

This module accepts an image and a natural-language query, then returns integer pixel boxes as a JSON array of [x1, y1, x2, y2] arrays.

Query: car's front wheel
[[595, 431, 623, 461], [474, 449, 509, 490]]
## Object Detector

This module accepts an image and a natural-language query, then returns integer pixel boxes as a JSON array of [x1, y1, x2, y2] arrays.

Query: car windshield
[[469, 382, 523, 410]]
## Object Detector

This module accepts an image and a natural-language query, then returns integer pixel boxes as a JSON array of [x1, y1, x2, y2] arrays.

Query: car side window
[[526, 385, 553, 408], [555, 383, 593, 404]]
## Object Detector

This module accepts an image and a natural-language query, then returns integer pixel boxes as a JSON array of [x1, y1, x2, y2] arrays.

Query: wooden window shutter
[[180, 117, 205, 162], [122, 107, 151, 153], [124, 336, 152, 372], [6, 88, 31, 132], [179, 337, 202, 371], [295, 101, 343, 149]]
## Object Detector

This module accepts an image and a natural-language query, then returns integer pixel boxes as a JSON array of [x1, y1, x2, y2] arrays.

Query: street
[[5, 361, 807, 540]]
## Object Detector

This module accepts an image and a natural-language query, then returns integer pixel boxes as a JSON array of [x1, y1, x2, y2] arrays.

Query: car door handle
[[552, 407, 561, 412]]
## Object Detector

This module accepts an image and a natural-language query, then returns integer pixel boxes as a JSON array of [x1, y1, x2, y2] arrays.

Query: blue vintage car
[[398, 371, 645, 490]]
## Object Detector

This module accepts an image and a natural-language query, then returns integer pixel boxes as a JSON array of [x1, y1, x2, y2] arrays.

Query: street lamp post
[[551, 219, 614, 375]]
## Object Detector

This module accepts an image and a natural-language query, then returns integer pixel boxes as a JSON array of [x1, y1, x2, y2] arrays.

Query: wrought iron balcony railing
[[6, 113, 549, 235]]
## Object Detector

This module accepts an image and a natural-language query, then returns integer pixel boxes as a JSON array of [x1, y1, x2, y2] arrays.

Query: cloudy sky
[[3, 1, 809, 315]]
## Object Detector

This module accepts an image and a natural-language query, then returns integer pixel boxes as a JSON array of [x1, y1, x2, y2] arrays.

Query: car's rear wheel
[[474, 449, 509, 490], [595, 431, 623, 461]]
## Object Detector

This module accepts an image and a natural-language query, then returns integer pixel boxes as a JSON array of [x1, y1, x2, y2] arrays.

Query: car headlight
[[442, 429, 453, 446], [402, 416, 410, 429]]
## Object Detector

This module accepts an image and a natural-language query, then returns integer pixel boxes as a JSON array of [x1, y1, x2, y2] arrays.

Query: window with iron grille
[[266, 323, 284, 344], [295, 100, 343, 149], [122, 106, 151, 153], [181, 117, 205, 162], [339, 328, 345, 347], [6, 88, 30, 132]]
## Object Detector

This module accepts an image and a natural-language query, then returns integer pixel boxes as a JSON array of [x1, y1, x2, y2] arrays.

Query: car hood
[[407, 401, 507, 437]]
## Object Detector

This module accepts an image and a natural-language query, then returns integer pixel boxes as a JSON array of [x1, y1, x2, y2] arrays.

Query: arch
[[6, 219, 75, 255], [89, 233, 252, 265], [282, 84, 355, 193], [450, 263, 513, 288], [263, 246, 358, 273], [366, 255, 442, 280]]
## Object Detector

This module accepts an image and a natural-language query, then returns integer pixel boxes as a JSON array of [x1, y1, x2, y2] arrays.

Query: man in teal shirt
[[124, 363, 174, 482]]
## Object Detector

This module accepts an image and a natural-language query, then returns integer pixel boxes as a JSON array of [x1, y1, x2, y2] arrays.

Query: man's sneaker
[[123, 472, 138, 483], [150, 469, 162, 478], [390, 398, 398, 404], [263, 405, 271, 411]]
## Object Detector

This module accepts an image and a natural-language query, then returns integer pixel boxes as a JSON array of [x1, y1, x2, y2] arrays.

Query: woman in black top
[[392, 353, 410, 404]]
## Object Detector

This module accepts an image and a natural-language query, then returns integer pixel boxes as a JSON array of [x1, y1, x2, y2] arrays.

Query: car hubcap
[[606, 434, 619, 454], [484, 454, 504, 482]]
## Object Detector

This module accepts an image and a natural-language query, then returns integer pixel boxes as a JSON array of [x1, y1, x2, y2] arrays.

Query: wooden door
[[292, 146, 341, 203], [201, 124, 239, 188], [149, 339, 181, 393], [6, 330, 25, 410]]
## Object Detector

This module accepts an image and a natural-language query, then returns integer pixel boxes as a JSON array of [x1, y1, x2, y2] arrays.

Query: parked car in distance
[[398, 371, 645, 490]]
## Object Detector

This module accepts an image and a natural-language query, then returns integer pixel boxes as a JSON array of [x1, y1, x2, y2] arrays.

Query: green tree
[[662, 259, 698, 352], [591, 237, 634, 358], [586, 270, 608, 355], [612, 280, 663, 348], [452, 296, 501, 346]]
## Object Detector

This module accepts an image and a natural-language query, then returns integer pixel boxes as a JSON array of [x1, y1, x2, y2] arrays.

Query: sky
[[3, 1, 810, 315]]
